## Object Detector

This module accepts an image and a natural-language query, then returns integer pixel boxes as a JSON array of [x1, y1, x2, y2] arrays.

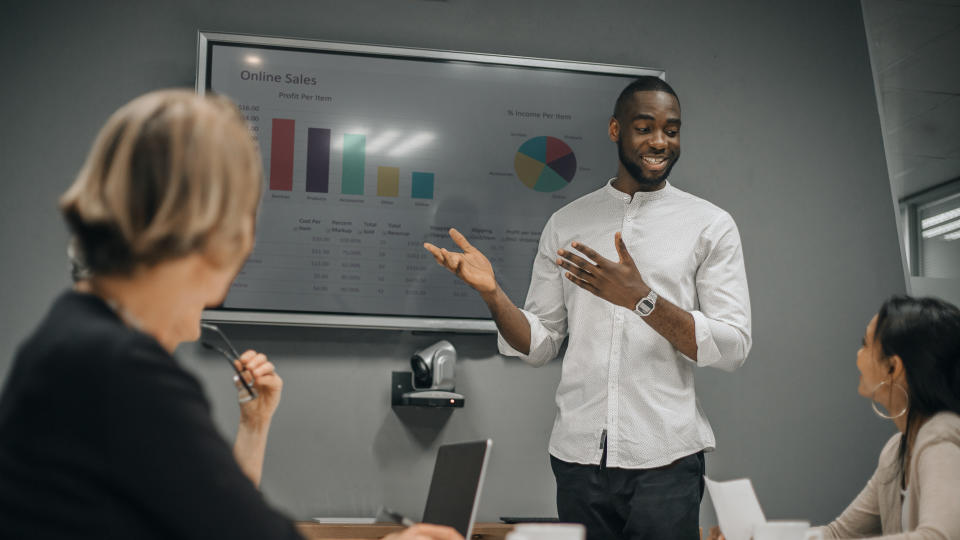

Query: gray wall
[[0, 0, 905, 528]]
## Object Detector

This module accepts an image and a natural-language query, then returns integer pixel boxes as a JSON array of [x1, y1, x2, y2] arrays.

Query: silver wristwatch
[[634, 290, 658, 317]]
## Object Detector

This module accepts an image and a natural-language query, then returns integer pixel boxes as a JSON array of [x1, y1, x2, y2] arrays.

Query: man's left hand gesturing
[[556, 232, 649, 310]]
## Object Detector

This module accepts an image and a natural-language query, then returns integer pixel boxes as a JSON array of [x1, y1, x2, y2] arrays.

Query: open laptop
[[420, 439, 493, 539]]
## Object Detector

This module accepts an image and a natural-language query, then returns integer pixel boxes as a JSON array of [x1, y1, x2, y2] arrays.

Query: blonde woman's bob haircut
[[60, 89, 262, 276]]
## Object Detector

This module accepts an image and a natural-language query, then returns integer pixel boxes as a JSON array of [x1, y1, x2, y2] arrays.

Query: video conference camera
[[411, 340, 457, 391], [397, 340, 464, 407]]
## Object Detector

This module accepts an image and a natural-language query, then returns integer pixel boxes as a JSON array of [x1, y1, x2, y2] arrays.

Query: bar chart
[[266, 118, 435, 200], [209, 42, 629, 321]]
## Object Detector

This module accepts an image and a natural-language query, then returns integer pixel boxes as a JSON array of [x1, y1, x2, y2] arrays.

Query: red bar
[[269, 119, 295, 191]]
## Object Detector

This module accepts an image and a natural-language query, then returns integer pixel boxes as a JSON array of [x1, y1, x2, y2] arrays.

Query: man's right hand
[[424, 227, 532, 355], [423, 228, 497, 295]]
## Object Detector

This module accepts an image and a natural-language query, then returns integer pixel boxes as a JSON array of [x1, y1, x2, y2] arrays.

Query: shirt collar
[[603, 177, 673, 203]]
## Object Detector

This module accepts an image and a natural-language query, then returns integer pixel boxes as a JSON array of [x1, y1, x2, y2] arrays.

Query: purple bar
[[306, 128, 331, 193]]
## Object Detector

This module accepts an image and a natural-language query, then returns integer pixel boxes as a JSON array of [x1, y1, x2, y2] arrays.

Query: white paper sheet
[[705, 476, 767, 540], [310, 517, 377, 524]]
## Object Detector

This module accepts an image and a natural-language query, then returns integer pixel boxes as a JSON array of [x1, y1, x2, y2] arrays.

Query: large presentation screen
[[197, 32, 662, 331]]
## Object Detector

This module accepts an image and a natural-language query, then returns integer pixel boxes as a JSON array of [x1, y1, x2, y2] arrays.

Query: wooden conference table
[[296, 522, 514, 540], [296, 522, 703, 540]]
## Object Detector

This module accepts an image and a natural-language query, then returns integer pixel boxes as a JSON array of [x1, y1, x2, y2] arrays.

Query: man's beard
[[617, 138, 679, 187]]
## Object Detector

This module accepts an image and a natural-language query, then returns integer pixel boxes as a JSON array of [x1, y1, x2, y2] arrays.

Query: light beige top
[[819, 412, 960, 539]]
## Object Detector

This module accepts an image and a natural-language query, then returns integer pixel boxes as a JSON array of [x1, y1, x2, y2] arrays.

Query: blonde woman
[[0, 90, 460, 540]]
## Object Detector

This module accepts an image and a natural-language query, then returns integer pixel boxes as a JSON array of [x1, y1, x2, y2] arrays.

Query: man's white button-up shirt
[[498, 180, 752, 468]]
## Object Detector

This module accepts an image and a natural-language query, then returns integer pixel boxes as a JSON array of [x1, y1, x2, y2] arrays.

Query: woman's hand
[[382, 524, 463, 540], [236, 350, 283, 428], [706, 526, 726, 540], [232, 350, 282, 487]]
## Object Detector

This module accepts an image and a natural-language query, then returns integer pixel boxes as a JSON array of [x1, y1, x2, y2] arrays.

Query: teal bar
[[341, 134, 366, 195], [411, 172, 434, 199]]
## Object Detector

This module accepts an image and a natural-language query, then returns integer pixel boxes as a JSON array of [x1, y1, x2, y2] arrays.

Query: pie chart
[[514, 136, 577, 192]]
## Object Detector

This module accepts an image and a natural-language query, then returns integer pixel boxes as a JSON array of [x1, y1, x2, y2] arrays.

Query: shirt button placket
[[607, 307, 624, 467], [606, 194, 632, 466], [610, 196, 635, 466]]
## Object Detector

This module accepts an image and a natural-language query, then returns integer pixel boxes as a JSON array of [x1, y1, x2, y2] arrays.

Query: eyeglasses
[[200, 323, 258, 402]]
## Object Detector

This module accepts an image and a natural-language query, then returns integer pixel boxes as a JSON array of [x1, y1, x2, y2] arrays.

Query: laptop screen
[[421, 440, 492, 538]]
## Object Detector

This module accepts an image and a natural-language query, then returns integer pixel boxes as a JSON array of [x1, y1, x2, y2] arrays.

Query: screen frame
[[196, 31, 663, 332]]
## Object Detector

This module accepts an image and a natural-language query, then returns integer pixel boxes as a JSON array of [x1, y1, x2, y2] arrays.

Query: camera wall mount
[[391, 372, 464, 407]]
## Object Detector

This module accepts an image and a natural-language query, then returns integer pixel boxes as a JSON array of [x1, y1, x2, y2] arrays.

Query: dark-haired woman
[[816, 296, 960, 538], [710, 296, 960, 540]]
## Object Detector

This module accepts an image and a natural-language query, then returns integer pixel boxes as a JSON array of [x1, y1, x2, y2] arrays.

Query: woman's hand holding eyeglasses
[[231, 350, 282, 487], [235, 350, 283, 429]]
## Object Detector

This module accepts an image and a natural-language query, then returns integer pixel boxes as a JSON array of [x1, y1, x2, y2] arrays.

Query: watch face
[[639, 299, 654, 313]]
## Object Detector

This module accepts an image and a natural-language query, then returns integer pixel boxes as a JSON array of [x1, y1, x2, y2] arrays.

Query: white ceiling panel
[[890, 155, 960, 196], [880, 88, 953, 131], [868, 18, 958, 70], [863, 0, 960, 199], [863, 0, 960, 27], [885, 96, 960, 156], [879, 29, 960, 93]]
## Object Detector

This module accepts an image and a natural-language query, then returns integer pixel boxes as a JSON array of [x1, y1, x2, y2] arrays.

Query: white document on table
[[705, 476, 767, 540], [310, 517, 377, 524]]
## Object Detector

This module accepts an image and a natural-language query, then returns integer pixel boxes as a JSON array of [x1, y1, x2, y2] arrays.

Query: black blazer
[[0, 291, 302, 539]]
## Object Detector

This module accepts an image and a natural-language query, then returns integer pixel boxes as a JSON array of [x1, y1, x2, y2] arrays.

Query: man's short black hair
[[613, 76, 679, 120]]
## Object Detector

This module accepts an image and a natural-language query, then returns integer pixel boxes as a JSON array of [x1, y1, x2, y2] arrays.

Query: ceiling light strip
[[921, 207, 960, 229], [921, 218, 960, 239]]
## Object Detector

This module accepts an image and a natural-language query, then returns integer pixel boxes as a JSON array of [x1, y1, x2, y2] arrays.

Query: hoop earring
[[870, 380, 908, 420]]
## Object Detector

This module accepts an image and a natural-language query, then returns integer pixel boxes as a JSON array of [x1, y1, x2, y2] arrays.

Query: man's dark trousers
[[550, 450, 705, 540]]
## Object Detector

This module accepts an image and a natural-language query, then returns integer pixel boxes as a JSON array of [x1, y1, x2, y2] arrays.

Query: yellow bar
[[377, 166, 399, 197]]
